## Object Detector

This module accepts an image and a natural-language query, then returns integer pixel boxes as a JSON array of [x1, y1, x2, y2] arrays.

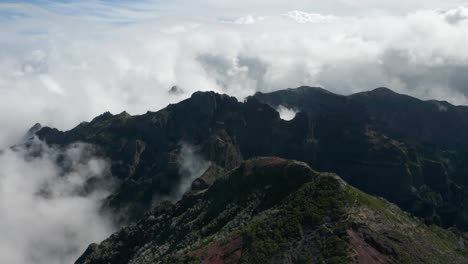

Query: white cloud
[[277, 105, 298, 121], [39, 75, 65, 95], [0, 139, 115, 264], [1, 2, 468, 150], [175, 143, 210, 198], [233, 15, 261, 24], [284, 10, 337, 23], [443, 6, 468, 24]]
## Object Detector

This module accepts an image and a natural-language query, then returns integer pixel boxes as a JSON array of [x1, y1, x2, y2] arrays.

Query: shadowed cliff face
[[254, 86, 468, 229], [34, 87, 468, 230], [35, 91, 315, 223], [253, 86, 468, 150]]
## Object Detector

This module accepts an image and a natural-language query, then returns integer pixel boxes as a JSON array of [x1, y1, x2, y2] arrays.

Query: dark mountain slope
[[254, 86, 468, 229], [35, 92, 315, 223], [350, 87, 468, 149], [254, 86, 468, 149], [75, 157, 468, 264], [32, 87, 468, 230]]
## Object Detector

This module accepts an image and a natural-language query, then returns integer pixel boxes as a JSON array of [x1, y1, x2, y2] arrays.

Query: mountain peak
[[29, 123, 42, 133], [369, 87, 398, 95], [185, 90, 239, 111], [22, 123, 43, 141], [168, 85, 184, 95]]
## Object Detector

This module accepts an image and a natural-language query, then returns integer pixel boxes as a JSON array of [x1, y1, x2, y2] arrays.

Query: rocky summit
[[25, 86, 468, 263]]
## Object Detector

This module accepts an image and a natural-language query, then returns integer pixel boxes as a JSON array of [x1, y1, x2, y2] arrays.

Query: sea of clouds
[[1, 1, 468, 147]]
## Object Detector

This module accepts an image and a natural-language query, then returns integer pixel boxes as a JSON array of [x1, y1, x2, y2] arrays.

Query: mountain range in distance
[[23, 86, 468, 263]]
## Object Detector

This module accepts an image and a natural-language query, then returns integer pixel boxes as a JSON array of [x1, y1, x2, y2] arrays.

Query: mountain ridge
[[11, 87, 464, 246], [22, 85, 468, 262], [75, 157, 468, 264], [27, 86, 468, 231]]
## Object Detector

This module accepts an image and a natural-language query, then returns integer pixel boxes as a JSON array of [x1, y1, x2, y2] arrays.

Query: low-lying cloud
[[175, 143, 211, 198], [0, 139, 115, 264], [277, 105, 298, 121]]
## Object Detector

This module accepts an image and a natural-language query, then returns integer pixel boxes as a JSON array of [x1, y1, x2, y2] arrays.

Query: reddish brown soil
[[347, 229, 389, 264], [191, 236, 243, 264]]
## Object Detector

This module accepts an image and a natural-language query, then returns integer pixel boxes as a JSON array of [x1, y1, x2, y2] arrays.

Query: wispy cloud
[[0, 139, 115, 264]]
